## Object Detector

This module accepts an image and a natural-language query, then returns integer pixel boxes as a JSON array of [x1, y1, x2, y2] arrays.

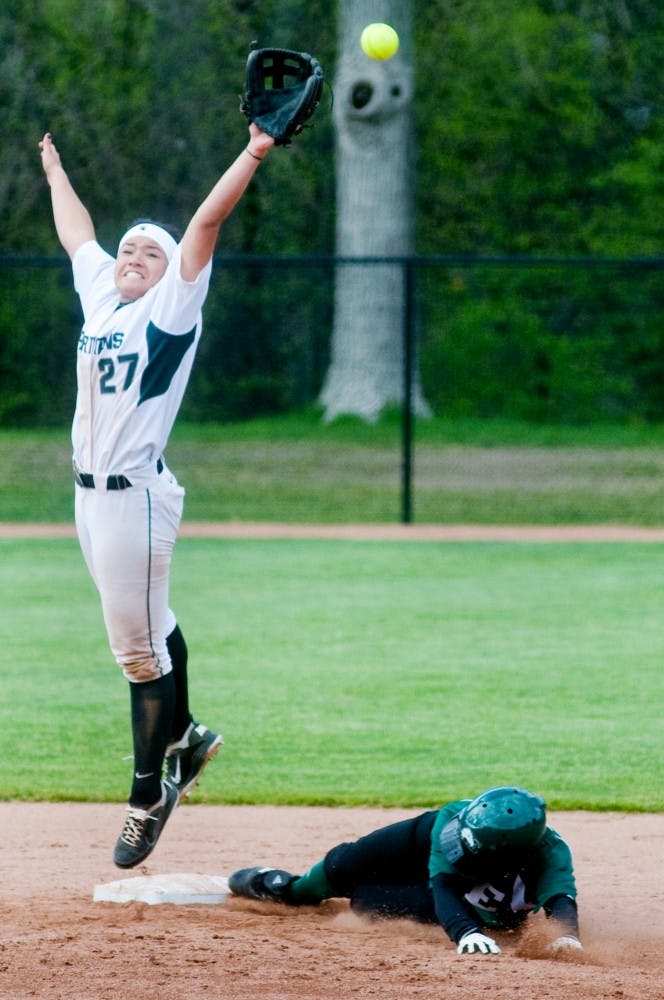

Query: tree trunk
[[319, 0, 429, 422]]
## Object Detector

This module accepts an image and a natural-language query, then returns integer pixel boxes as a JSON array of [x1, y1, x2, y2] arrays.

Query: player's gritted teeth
[[114, 238, 170, 300]]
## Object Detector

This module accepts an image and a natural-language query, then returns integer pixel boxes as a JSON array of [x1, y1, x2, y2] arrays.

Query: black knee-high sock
[[166, 624, 193, 742], [129, 673, 176, 807]]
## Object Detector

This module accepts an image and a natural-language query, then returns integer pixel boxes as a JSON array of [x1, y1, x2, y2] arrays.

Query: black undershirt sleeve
[[544, 894, 579, 937], [430, 872, 481, 944]]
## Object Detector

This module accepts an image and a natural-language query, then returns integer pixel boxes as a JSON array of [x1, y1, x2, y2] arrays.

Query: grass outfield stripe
[[2, 418, 663, 524], [2, 537, 662, 811]]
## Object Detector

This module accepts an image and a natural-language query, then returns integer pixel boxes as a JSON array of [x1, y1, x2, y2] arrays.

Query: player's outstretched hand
[[457, 931, 501, 955], [38, 132, 62, 176], [247, 122, 275, 160], [548, 935, 583, 953]]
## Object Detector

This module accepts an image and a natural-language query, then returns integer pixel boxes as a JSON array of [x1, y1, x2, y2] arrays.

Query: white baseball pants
[[75, 466, 184, 682]]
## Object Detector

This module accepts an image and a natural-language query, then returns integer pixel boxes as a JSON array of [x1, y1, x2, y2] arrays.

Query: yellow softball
[[360, 22, 400, 61]]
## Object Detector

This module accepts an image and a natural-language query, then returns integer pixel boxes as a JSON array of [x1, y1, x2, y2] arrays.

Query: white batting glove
[[457, 931, 501, 955], [549, 935, 583, 952]]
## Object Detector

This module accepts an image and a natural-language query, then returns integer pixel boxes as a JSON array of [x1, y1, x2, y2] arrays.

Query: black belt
[[75, 458, 163, 491], [74, 470, 132, 490]]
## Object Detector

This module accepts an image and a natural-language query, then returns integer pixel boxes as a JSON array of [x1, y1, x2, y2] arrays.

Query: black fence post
[[401, 257, 415, 524]]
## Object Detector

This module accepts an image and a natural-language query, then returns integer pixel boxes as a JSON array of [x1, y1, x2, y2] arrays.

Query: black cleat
[[165, 721, 223, 801], [228, 867, 297, 903], [113, 779, 179, 868]]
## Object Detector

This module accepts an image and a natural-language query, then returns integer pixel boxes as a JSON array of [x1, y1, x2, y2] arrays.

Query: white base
[[93, 872, 229, 905]]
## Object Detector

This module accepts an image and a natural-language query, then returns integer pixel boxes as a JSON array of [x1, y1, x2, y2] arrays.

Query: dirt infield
[[1, 803, 662, 1000], [2, 521, 664, 541], [0, 802, 664, 1000], [3, 523, 662, 997]]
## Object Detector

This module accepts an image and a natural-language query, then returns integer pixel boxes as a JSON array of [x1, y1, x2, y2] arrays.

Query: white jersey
[[71, 240, 212, 475]]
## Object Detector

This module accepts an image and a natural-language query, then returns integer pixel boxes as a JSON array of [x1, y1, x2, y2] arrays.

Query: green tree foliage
[[1, 0, 336, 254], [414, 0, 662, 254], [418, 261, 663, 422], [409, 0, 662, 424], [3, 0, 659, 256], [0, 0, 337, 426], [0, 0, 661, 426]]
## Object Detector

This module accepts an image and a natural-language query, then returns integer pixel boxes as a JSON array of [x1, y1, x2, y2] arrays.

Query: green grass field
[[1, 414, 663, 524], [2, 536, 662, 811]]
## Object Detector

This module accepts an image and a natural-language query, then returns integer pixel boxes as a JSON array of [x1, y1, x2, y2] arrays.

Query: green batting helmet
[[441, 787, 547, 863]]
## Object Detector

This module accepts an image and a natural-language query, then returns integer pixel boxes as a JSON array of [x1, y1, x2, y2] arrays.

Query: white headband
[[117, 223, 178, 262]]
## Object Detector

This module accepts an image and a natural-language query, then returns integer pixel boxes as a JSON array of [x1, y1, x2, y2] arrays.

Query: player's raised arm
[[38, 133, 96, 260], [178, 123, 274, 282]]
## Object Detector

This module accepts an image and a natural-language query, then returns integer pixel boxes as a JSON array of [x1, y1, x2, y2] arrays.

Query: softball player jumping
[[39, 123, 275, 868], [229, 787, 583, 955]]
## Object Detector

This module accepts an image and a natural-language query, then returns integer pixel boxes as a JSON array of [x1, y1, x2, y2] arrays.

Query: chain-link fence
[[1, 252, 663, 525], [1, 253, 662, 429]]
